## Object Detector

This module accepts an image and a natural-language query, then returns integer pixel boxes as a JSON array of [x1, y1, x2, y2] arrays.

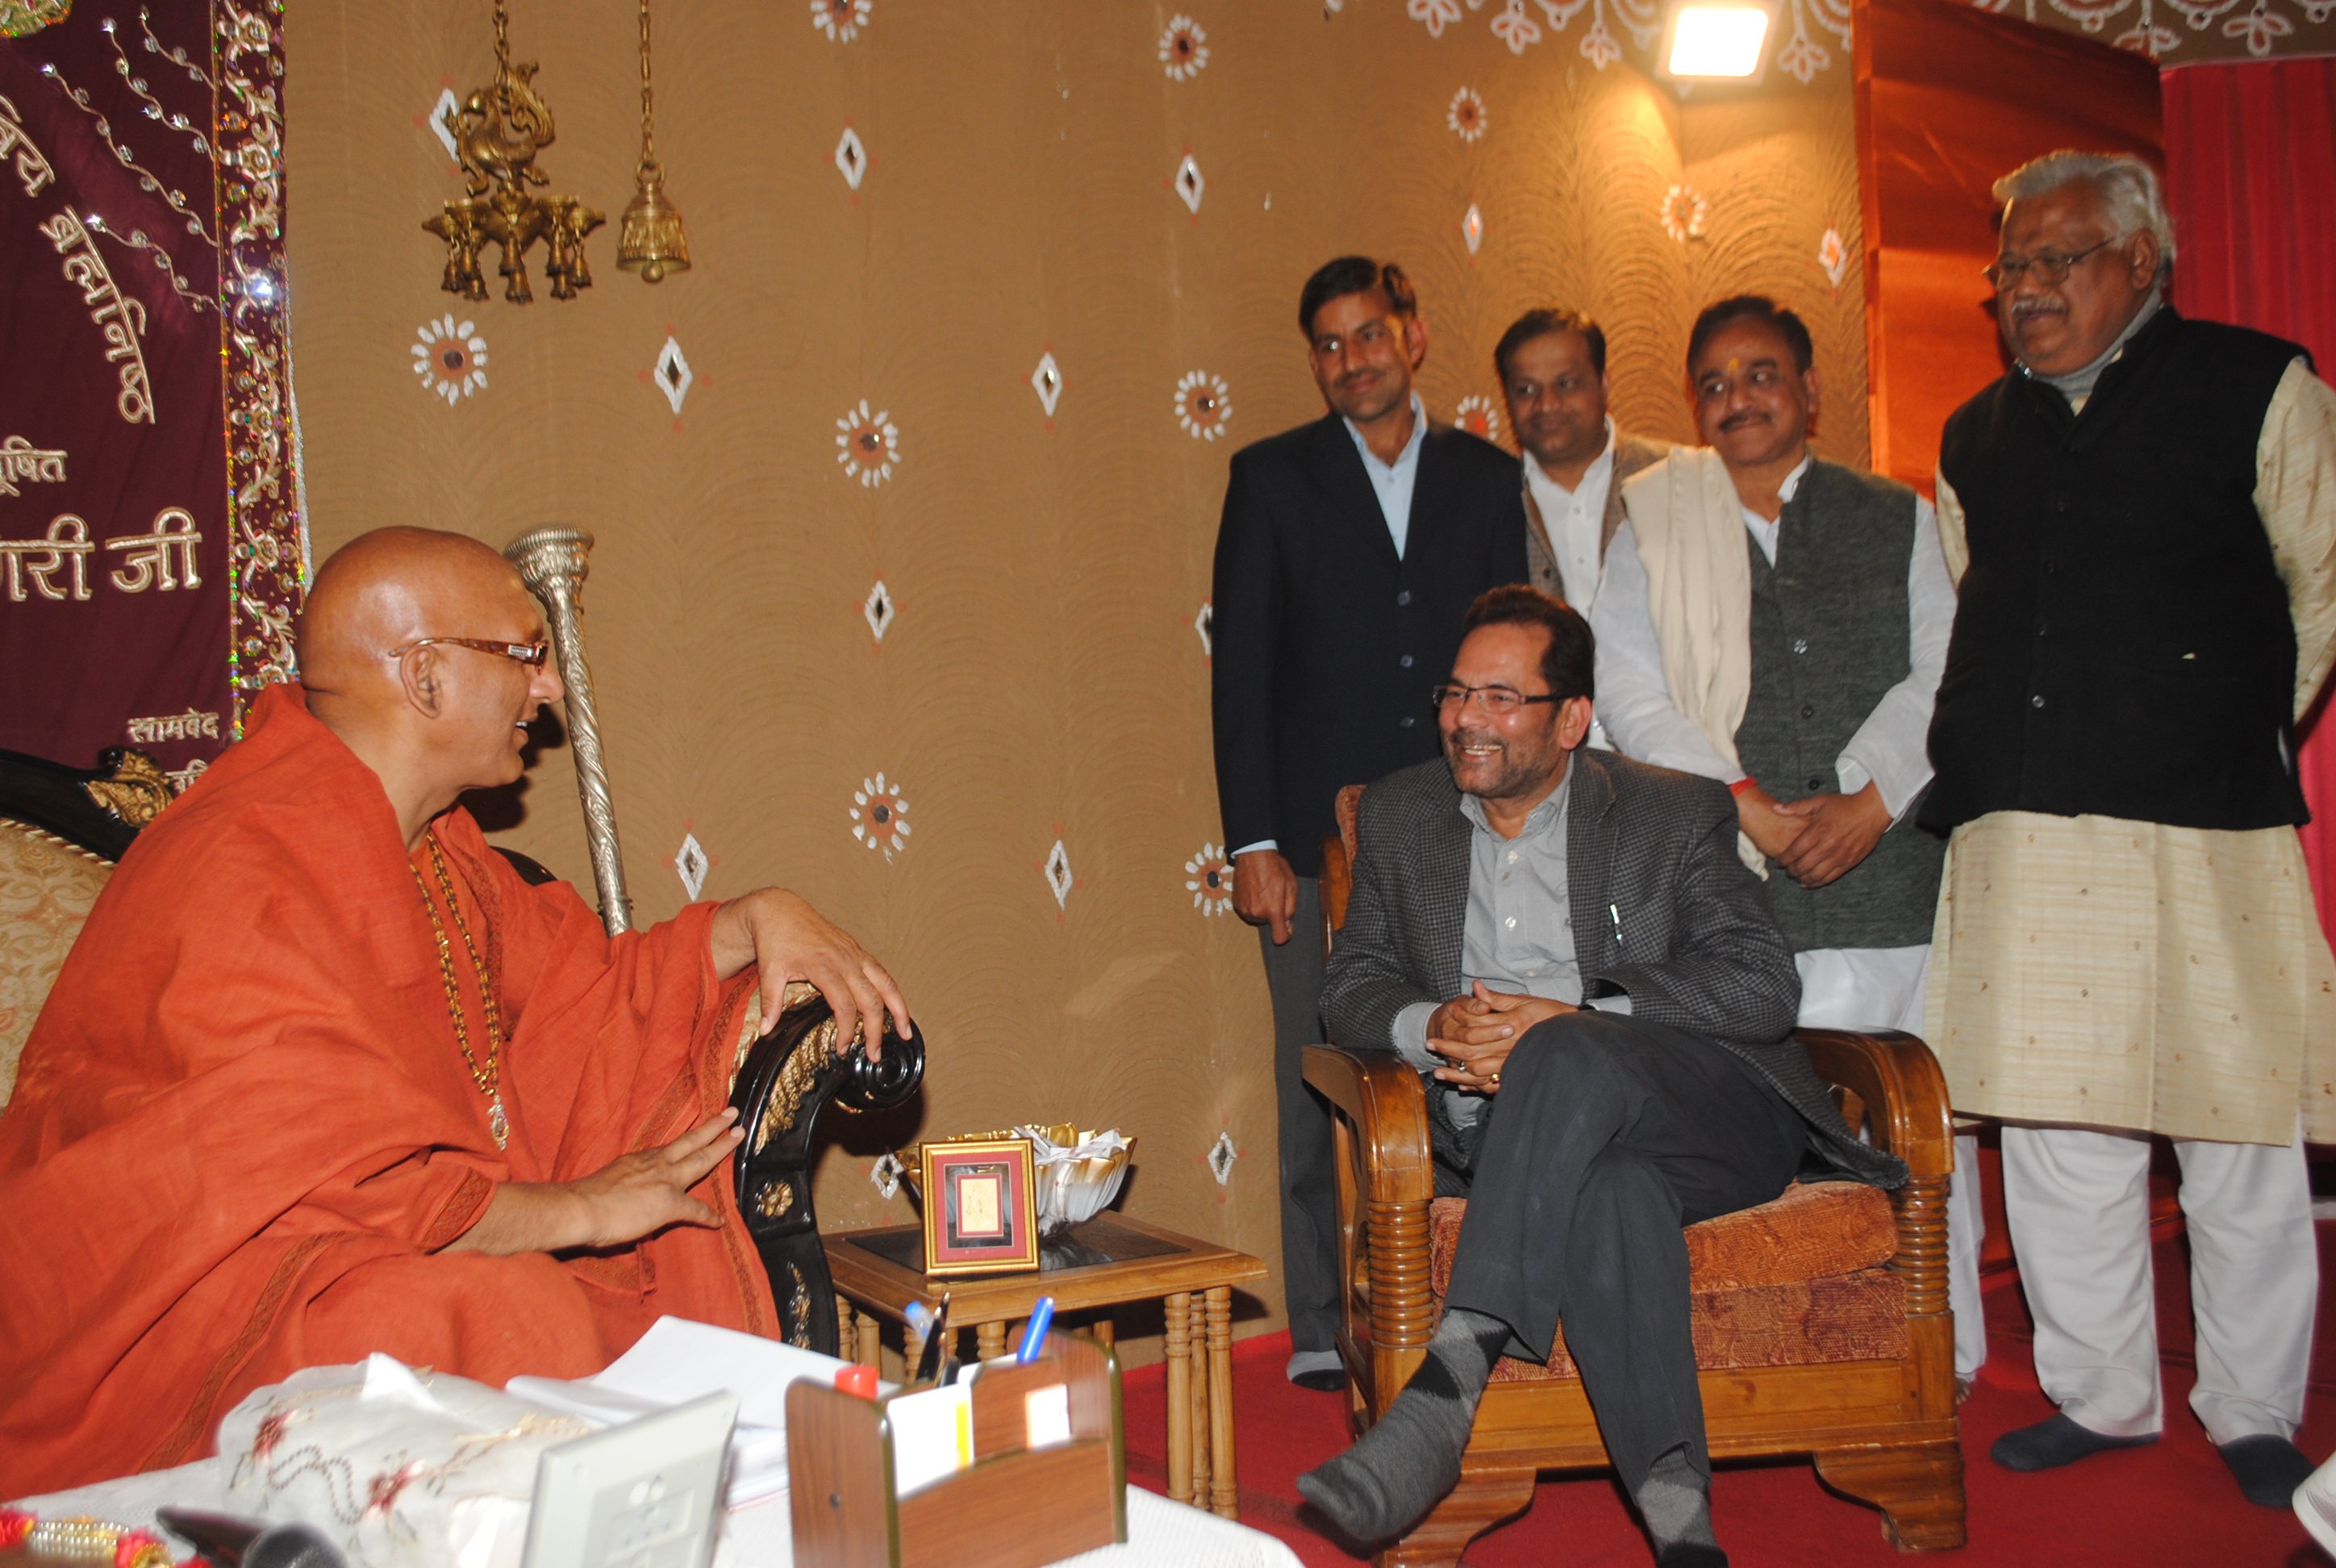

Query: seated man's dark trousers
[[1441, 1007, 1808, 1491]]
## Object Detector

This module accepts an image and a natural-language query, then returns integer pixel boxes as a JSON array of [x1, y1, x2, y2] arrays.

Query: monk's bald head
[[298, 528, 532, 695]]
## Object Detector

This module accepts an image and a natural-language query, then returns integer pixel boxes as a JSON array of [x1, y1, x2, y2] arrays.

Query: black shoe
[[1989, 1413, 2157, 1472], [1291, 1366, 1347, 1392], [2218, 1434, 2315, 1508], [1655, 1545, 1729, 1568]]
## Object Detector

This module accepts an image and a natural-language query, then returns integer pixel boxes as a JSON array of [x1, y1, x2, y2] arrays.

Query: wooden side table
[[824, 1212, 1267, 1520]]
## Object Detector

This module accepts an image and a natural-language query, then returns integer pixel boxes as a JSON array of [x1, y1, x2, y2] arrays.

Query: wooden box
[[786, 1333, 1128, 1568]]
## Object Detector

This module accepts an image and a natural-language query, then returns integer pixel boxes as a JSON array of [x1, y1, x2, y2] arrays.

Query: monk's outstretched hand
[[709, 888, 913, 1060], [444, 1108, 745, 1256]]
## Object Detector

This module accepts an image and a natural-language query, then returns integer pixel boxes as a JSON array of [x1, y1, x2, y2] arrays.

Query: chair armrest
[[1795, 1028, 1952, 1181], [1796, 1028, 1954, 1321], [1303, 1045, 1434, 1207]]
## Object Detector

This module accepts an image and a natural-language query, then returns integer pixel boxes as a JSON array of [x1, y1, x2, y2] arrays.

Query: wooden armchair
[[1305, 786, 1963, 1566], [0, 744, 920, 1357]]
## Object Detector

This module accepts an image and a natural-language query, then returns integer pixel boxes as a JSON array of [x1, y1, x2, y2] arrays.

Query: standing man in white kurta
[[1923, 150, 2336, 1506], [1591, 297, 1978, 1383]]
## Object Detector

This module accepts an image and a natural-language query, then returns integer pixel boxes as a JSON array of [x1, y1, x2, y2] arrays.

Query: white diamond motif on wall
[[1043, 839, 1074, 910], [1031, 352, 1062, 418], [862, 579, 895, 644], [653, 336, 693, 415], [836, 127, 868, 190], [674, 832, 709, 900], [1208, 1131, 1238, 1186]]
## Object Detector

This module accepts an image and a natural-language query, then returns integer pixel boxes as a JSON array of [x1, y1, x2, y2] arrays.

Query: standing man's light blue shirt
[[1344, 394, 1429, 559]]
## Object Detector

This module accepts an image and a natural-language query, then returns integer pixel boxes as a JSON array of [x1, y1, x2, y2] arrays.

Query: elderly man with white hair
[[1921, 149, 2336, 1504]]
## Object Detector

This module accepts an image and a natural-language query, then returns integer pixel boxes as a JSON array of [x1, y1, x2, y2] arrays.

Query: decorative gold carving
[[504, 526, 630, 935], [82, 749, 171, 827], [424, 0, 603, 305], [756, 1180, 795, 1220], [753, 1012, 838, 1156], [786, 1263, 811, 1347]]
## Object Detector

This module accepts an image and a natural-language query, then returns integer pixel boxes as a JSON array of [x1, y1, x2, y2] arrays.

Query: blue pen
[[1016, 1296, 1057, 1363]]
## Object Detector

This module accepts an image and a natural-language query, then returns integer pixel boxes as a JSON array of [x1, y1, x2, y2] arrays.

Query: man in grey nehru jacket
[[1589, 295, 1974, 1385]]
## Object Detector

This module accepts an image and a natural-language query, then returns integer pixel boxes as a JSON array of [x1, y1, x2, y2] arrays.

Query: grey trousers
[[1441, 1011, 1806, 1489], [1260, 874, 1340, 1356]]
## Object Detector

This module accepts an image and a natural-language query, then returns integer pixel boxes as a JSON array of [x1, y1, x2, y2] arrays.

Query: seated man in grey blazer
[[1297, 586, 1904, 1568]]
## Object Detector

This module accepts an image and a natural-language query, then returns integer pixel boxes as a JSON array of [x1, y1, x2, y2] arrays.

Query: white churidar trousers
[[1998, 1120, 2315, 1444], [1792, 945, 1988, 1378]]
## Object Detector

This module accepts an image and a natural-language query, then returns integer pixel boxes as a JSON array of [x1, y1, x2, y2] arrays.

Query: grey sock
[[1295, 1307, 1508, 1541], [1636, 1446, 1718, 1555]]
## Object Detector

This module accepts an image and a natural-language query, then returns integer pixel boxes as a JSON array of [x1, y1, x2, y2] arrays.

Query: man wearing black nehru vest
[[1211, 256, 1526, 1390]]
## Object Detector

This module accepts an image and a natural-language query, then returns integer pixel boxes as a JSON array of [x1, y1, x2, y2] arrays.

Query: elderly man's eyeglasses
[[385, 637, 550, 668], [1432, 683, 1560, 715], [1983, 237, 2119, 291]]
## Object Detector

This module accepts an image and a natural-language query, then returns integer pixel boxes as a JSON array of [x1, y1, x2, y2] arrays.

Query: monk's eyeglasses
[[384, 637, 550, 668]]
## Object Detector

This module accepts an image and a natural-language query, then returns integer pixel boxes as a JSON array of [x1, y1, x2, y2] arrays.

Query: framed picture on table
[[920, 1136, 1040, 1277]]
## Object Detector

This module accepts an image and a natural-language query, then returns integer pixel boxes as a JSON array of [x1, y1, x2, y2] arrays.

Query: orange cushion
[[1482, 1269, 1912, 1381], [1424, 1179, 1910, 1378], [1426, 1179, 1897, 1300]]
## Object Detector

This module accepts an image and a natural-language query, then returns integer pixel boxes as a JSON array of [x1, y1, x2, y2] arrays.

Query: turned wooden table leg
[[977, 1320, 1008, 1362], [1189, 1298, 1213, 1511], [857, 1312, 882, 1369], [905, 1320, 928, 1383], [1205, 1286, 1237, 1519], [1165, 1292, 1193, 1505], [1091, 1316, 1116, 1349]]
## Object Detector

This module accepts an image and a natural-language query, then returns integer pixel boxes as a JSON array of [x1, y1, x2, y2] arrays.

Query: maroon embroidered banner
[[0, 0, 298, 786]]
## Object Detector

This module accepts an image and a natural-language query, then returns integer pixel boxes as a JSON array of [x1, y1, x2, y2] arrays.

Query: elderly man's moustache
[[2012, 299, 2064, 319]]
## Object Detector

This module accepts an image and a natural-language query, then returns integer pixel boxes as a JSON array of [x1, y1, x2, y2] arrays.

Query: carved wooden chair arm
[[1304, 1042, 1436, 1205], [1794, 1027, 1954, 1320], [728, 982, 925, 1355]]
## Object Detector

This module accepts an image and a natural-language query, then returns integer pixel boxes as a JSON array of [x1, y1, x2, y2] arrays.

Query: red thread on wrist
[[1729, 777, 1758, 797]]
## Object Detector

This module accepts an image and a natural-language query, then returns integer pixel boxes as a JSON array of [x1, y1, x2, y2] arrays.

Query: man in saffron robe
[[0, 528, 913, 1494]]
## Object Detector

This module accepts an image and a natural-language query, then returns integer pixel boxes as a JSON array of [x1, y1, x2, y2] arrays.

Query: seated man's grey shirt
[[1392, 769, 1629, 1126]]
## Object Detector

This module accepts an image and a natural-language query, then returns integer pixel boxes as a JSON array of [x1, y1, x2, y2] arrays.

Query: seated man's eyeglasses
[[1982, 236, 2120, 290], [384, 637, 550, 668], [1431, 683, 1560, 715]]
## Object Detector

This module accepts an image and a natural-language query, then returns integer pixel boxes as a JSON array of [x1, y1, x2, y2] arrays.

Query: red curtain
[[2162, 60, 2336, 940]]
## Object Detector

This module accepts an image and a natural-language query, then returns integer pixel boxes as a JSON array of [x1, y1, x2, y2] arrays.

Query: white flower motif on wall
[[1175, 371, 1233, 441], [1185, 843, 1236, 915], [851, 773, 910, 860], [1159, 15, 1210, 80], [1409, 0, 1466, 35], [836, 399, 900, 487], [811, 0, 871, 44], [1660, 184, 1709, 244], [1446, 86, 1488, 141], [1455, 395, 1502, 444], [411, 315, 486, 405]]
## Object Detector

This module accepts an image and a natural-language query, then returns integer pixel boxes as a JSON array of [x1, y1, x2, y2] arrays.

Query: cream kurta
[[1925, 358, 2336, 1145]]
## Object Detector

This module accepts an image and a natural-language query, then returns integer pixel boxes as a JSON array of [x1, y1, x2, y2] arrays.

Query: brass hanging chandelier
[[423, 0, 603, 304], [615, 0, 690, 283]]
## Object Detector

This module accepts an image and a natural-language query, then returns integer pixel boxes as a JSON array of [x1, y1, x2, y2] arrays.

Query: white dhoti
[[1925, 810, 2336, 1435]]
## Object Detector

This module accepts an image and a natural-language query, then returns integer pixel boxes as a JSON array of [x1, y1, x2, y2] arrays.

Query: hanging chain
[[490, 0, 511, 73], [637, 0, 658, 174]]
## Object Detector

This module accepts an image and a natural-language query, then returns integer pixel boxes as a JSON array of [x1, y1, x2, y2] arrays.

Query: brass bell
[[615, 161, 690, 283]]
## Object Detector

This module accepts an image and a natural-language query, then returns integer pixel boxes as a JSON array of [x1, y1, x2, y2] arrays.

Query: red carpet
[[1121, 1222, 2336, 1566]]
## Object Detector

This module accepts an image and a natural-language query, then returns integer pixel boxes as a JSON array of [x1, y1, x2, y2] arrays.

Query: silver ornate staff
[[505, 525, 634, 935]]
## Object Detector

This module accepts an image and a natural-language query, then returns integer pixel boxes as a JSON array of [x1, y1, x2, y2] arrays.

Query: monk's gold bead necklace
[[411, 832, 512, 1150]]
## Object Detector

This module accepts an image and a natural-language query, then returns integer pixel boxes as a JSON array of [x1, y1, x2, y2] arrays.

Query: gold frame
[[919, 1136, 1040, 1278]]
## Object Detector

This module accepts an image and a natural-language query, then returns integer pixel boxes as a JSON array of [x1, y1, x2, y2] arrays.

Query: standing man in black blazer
[[1211, 256, 1527, 1390]]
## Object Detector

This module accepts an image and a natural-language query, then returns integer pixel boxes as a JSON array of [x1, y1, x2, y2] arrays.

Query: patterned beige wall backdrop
[[285, 0, 1865, 1359]]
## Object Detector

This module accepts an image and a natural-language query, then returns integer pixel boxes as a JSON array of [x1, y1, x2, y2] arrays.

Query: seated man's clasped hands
[[1296, 587, 1904, 1568], [0, 527, 911, 1494]]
